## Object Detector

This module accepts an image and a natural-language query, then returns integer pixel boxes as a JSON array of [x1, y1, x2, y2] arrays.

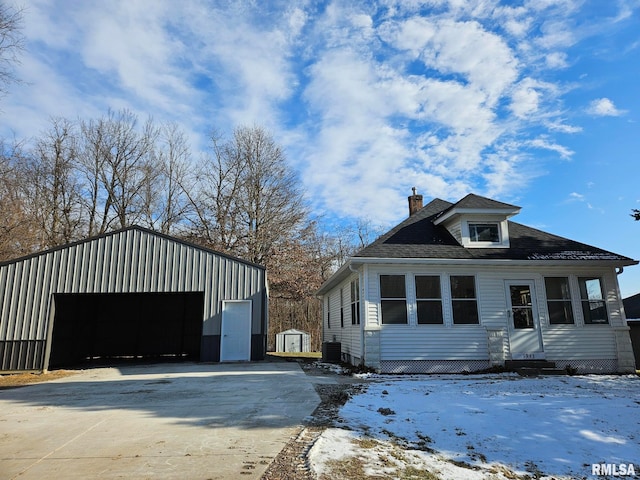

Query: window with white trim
[[415, 275, 443, 324], [380, 275, 407, 324], [326, 296, 331, 329], [450, 275, 479, 324], [350, 278, 360, 325], [544, 277, 574, 325], [469, 223, 500, 243], [579, 277, 608, 324], [340, 287, 345, 328]]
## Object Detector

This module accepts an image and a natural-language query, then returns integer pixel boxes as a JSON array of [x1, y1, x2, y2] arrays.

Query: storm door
[[506, 281, 544, 359]]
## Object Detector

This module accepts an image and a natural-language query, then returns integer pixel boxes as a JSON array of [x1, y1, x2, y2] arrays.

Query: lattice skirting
[[380, 360, 491, 374], [553, 359, 618, 374]]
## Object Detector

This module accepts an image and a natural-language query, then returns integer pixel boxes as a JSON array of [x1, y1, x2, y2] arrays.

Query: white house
[[317, 192, 638, 374]]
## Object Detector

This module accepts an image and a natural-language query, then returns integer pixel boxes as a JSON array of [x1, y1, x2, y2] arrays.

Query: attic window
[[469, 223, 500, 243]]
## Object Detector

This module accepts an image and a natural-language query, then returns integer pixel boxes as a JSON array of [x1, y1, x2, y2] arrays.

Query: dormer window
[[469, 223, 500, 243], [432, 194, 519, 249], [461, 219, 510, 248]]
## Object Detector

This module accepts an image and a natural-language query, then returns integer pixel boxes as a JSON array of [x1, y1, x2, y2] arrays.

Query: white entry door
[[220, 301, 252, 362], [506, 281, 544, 359]]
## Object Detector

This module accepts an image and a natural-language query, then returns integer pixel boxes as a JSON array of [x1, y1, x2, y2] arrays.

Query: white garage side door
[[220, 301, 252, 362]]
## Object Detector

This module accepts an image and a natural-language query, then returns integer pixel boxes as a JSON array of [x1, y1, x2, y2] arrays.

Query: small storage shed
[[0, 226, 268, 372], [275, 329, 311, 353]]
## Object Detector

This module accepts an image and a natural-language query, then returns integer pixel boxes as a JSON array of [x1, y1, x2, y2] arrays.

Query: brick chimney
[[408, 187, 423, 216]]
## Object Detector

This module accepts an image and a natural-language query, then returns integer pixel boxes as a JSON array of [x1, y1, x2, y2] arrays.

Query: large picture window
[[350, 278, 360, 325], [450, 275, 479, 324], [380, 275, 407, 324], [579, 277, 608, 324], [415, 275, 443, 324], [544, 277, 574, 325]]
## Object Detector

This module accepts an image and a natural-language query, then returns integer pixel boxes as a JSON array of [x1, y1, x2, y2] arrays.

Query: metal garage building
[[0, 226, 268, 372]]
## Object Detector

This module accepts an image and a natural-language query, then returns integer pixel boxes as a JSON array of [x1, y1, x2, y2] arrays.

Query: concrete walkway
[[0, 360, 332, 479]]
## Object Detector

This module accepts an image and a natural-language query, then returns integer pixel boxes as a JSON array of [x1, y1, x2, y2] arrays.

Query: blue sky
[[1, 0, 639, 296]]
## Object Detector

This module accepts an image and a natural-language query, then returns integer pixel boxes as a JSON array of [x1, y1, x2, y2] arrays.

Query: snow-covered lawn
[[310, 374, 640, 479]]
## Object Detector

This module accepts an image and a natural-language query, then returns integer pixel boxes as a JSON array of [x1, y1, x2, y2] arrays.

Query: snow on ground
[[309, 374, 640, 479]]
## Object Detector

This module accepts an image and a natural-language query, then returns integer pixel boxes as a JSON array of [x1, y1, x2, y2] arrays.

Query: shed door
[[220, 301, 252, 362], [506, 281, 544, 359], [285, 334, 301, 353]]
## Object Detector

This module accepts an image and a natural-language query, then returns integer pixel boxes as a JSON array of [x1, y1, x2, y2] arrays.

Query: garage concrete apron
[[0, 361, 327, 479]]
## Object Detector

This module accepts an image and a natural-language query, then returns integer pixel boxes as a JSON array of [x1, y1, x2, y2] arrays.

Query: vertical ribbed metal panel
[[0, 227, 266, 370]]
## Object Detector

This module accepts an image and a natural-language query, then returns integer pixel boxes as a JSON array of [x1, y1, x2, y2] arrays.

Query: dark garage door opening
[[49, 292, 204, 369]]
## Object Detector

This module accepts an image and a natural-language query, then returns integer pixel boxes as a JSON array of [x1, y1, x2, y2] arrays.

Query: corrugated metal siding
[[0, 227, 266, 370]]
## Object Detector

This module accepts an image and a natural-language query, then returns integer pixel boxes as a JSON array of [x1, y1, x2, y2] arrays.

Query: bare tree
[[24, 118, 83, 247], [190, 125, 307, 264], [0, 138, 38, 259], [231, 125, 307, 264], [0, 2, 24, 99], [149, 122, 193, 234], [78, 110, 159, 234]]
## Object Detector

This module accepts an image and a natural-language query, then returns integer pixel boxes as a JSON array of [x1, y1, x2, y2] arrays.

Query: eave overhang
[[315, 256, 638, 296]]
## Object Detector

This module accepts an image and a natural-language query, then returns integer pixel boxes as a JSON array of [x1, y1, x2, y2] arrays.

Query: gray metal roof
[[0, 225, 265, 270]]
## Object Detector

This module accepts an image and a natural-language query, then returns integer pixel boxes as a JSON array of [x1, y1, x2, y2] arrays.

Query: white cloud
[[586, 98, 625, 117], [0, 0, 632, 227], [569, 192, 585, 201], [509, 78, 541, 118], [529, 137, 574, 159], [545, 120, 582, 134]]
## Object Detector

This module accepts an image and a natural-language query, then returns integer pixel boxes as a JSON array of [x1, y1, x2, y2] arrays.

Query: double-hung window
[[579, 277, 608, 324], [340, 288, 345, 328], [415, 275, 443, 324], [380, 275, 407, 324], [326, 296, 331, 329], [350, 278, 360, 325], [544, 277, 574, 324], [450, 275, 479, 324]]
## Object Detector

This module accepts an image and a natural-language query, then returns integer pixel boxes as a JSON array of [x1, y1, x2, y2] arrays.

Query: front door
[[220, 301, 252, 362], [506, 281, 544, 359]]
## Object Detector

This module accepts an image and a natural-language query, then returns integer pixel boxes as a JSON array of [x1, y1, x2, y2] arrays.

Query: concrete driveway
[[0, 360, 332, 479]]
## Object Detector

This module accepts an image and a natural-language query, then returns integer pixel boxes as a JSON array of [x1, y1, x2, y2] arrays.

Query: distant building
[[275, 329, 311, 353]]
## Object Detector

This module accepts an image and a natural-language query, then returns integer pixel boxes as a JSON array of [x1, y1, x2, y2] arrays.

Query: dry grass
[[267, 351, 322, 360], [0, 370, 76, 387]]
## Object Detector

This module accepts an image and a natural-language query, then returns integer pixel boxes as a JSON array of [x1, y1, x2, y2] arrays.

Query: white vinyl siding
[[322, 273, 362, 360], [362, 264, 624, 363], [380, 325, 488, 360]]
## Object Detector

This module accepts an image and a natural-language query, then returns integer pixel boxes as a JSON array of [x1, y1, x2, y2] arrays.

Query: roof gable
[[450, 193, 519, 211], [0, 225, 265, 270]]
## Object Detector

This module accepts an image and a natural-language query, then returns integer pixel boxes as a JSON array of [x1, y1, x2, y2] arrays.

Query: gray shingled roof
[[623, 293, 640, 319], [440, 193, 520, 212], [355, 196, 636, 263]]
